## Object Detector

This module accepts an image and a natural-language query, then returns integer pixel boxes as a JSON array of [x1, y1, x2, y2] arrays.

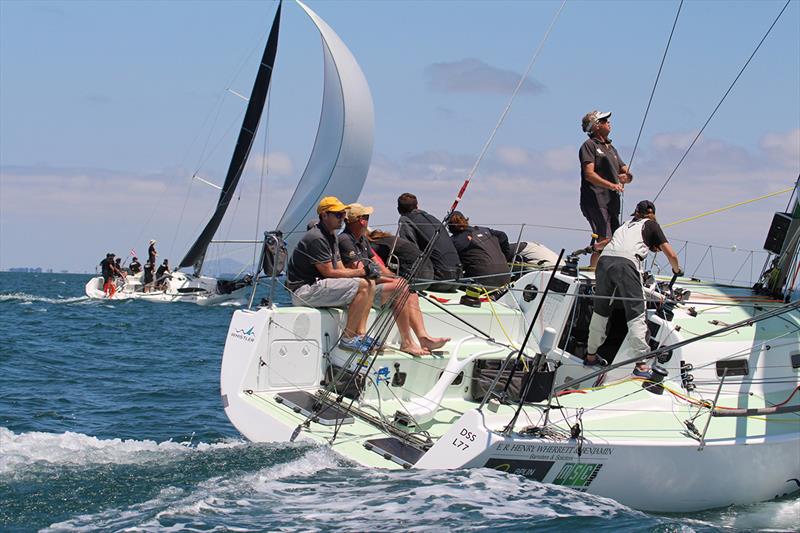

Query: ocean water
[[1, 272, 797, 532]]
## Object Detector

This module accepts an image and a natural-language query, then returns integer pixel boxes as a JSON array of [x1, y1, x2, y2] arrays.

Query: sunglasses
[[598, 118, 609, 124], [328, 211, 345, 219]]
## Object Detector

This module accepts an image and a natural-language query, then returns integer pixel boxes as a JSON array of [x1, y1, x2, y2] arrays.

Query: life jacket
[[601, 218, 649, 270]]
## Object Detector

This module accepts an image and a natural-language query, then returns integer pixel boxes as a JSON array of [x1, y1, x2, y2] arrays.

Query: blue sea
[[1, 272, 798, 532]]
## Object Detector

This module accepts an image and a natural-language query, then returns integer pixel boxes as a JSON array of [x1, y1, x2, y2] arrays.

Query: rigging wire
[[627, 0, 683, 173], [663, 188, 794, 229], [447, 0, 567, 215], [653, 0, 793, 201]]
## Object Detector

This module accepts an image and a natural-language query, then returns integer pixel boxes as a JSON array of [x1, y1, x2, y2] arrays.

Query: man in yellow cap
[[340, 203, 449, 356], [286, 196, 376, 352]]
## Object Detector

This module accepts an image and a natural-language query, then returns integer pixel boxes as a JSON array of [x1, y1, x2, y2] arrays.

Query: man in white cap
[[147, 239, 157, 266], [579, 110, 632, 267], [339, 203, 449, 356]]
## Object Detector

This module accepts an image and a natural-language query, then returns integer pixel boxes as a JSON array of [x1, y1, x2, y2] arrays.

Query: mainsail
[[275, 0, 374, 248], [180, 3, 282, 275]]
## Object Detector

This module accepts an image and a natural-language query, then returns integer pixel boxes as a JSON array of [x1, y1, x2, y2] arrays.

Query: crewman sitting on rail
[[340, 203, 449, 356], [285, 197, 380, 353]]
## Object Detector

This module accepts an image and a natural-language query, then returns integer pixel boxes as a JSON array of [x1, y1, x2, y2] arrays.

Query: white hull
[[85, 272, 250, 305], [219, 271, 800, 512]]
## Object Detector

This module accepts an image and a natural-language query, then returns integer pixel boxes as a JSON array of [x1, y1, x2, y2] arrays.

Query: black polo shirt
[[579, 135, 626, 211], [338, 228, 375, 266], [287, 223, 340, 286]]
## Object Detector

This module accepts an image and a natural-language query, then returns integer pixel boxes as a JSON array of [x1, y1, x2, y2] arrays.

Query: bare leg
[[405, 292, 449, 350], [379, 280, 429, 356], [344, 279, 373, 338]]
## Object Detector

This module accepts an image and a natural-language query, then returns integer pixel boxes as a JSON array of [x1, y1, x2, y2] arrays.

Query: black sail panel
[[179, 2, 281, 274]]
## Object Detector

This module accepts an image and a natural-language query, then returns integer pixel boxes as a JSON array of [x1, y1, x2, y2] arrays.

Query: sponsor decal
[[230, 326, 256, 343], [484, 458, 554, 481], [552, 462, 603, 489], [493, 442, 613, 461]]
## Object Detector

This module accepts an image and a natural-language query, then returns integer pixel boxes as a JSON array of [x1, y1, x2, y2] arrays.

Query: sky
[[1, 0, 798, 282]]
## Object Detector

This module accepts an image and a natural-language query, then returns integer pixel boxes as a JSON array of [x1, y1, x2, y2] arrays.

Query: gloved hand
[[672, 267, 684, 277], [363, 260, 381, 280]]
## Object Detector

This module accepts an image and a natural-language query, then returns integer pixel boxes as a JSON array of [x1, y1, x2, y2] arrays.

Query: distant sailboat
[[85, 0, 374, 304]]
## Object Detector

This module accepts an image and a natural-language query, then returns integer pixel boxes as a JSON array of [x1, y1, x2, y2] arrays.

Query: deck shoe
[[360, 334, 384, 350], [338, 336, 367, 352], [583, 354, 608, 367]]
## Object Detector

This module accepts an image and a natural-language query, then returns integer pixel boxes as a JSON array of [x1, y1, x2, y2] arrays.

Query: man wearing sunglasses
[[286, 196, 376, 352], [339, 203, 449, 356], [579, 110, 633, 267]]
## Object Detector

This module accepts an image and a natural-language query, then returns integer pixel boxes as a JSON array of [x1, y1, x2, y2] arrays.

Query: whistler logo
[[230, 326, 256, 343]]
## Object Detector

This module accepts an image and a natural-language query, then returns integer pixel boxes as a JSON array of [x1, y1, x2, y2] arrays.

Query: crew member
[[584, 200, 682, 377], [286, 197, 379, 352], [143, 261, 155, 292], [447, 211, 511, 289], [367, 229, 434, 289], [397, 193, 461, 291], [341, 204, 449, 355], [579, 110, 632, 267], [100, 253, 116, 297], [129, 257, 142, 275], [155, 259, 172, 291], [148, 240, 157, 266]]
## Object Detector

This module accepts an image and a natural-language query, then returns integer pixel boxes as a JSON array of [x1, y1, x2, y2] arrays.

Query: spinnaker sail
[[275, 0, 374, 248]]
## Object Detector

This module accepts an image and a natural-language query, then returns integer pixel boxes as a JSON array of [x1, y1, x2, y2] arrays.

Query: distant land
[[4, 257, 249, 277]]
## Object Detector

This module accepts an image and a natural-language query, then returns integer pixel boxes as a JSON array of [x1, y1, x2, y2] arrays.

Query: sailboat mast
[[179, 2, 282, 276]]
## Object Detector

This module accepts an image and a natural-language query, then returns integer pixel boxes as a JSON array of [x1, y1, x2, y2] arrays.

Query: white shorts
[[291, 278, 386, 308]]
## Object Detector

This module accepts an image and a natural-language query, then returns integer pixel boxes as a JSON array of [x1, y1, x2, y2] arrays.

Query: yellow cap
[[316, 196, 349, 215]]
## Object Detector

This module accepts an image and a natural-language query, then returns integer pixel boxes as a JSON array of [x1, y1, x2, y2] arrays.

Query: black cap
[[632, 200, 656, 216]]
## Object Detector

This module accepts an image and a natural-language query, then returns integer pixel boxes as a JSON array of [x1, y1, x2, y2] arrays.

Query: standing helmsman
[[579, 110, 632, 267], [584, 200, 682, 376]]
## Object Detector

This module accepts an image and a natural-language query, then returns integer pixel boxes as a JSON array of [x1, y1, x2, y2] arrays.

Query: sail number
[[452, 428, 476, 451]]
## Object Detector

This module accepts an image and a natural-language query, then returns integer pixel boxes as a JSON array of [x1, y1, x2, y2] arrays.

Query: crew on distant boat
[[447, 211, 511, 289], [286, 197, 380, 353], [155, 259, 172, 291], [148, 240, 157, 266], [340, 203, 449, 355], [143, 261, 155, 293], [397, 193, 461, 292], [129, 257, 142, 275], [579, 110, 633, 267], [584, 200, 682, 377], [367, 229, 434, 289], [99, 253, 118, 298]]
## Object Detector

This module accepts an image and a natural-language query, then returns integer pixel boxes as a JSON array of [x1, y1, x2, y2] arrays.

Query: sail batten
[[179, 3, 282, 274]]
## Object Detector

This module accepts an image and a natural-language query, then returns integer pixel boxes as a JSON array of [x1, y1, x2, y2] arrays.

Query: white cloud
[[425, 58, 545, 95], [244, 151, 294, 176], [760, 128, 800, 167]]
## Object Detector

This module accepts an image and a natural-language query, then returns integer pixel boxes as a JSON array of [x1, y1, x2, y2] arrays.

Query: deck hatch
[[363, 437, 426, 468], [274, 391, 353, 425], [715, 359, 749, 377]]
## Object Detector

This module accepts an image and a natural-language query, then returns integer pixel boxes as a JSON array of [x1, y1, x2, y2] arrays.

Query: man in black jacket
[[447, 211, 510, 289], [397, 193, 461, 292]]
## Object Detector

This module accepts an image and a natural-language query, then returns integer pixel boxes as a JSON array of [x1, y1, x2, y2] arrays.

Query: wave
[[0, 427, 245, 476], [42, 450, 661, 532], [0, 292, 89, 304]]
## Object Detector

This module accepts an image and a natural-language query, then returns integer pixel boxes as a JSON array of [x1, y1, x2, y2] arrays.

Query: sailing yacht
[[84, 2, 285, 305], [217, 2, 800, 512]]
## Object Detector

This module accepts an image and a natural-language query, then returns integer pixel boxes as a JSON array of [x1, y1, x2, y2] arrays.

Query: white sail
[[276, 0, 374, 247]]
